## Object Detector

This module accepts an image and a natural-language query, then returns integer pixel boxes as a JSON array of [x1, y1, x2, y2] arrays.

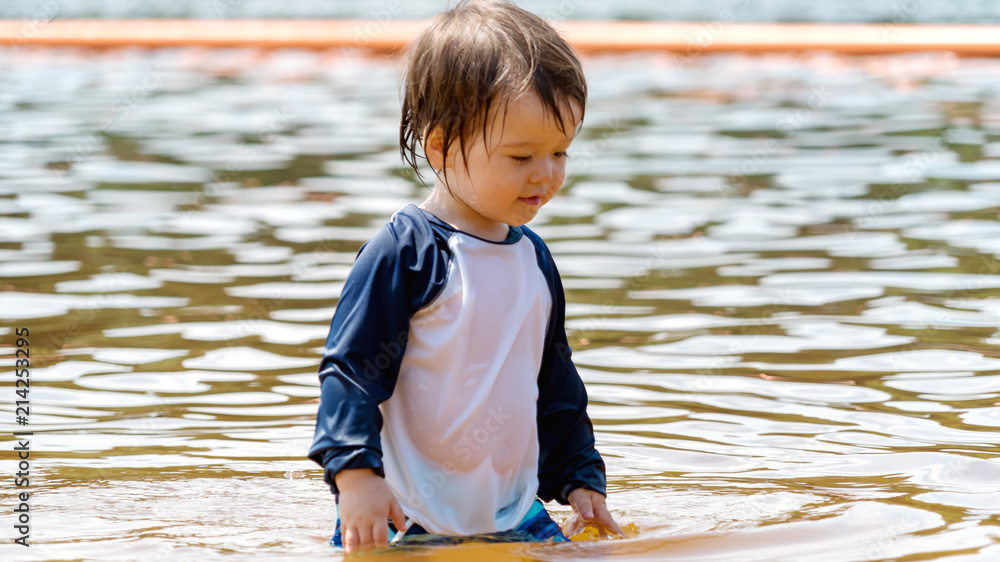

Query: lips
[[519, 196, 541, 206]]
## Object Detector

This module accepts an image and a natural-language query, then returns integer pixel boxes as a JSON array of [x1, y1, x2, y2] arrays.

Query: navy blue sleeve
[[307, 210, 449, 494], [523, 227, 608, 505]]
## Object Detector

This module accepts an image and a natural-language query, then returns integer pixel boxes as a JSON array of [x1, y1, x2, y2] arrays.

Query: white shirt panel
[[379, 230, 551, 535]]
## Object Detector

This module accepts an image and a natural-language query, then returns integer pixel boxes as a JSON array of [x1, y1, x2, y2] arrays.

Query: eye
[[511, 155, 532, 163], [555, 151, 570, 159]]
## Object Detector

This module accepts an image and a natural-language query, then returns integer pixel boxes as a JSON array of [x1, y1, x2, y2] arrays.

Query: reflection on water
[[2, 47, 1000, 560]]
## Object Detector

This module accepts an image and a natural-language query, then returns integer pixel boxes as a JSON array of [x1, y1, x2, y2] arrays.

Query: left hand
[[567, 487, 625, 538]]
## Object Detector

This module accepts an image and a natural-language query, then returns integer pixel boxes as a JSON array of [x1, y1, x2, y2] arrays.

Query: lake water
[[3, 0, 1000, 23], [1, 46, 1000, 560]]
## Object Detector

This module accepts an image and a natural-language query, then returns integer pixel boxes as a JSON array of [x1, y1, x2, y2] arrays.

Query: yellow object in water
[[568, 522, 640, 541]]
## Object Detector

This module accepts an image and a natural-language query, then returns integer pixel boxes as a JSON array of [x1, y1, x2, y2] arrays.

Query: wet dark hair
[[399, 0, 587, 187]]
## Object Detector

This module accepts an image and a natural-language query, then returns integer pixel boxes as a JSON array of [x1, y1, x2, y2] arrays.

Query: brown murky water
[[2, 47, 1000, 561]]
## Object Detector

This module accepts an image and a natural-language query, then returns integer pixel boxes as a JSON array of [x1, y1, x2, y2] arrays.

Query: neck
[[418, 187, 510, 242]]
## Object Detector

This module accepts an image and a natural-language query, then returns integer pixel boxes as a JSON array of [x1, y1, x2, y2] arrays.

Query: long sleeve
[[524, 229, 608, 504], [307, 214, 449, 494]]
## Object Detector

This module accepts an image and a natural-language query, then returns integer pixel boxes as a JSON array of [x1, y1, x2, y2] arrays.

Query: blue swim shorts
[[331, 499, 569, 548]]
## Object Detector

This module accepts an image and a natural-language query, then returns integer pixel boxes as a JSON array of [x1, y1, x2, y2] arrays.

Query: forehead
[[486, 91, 583, 144]]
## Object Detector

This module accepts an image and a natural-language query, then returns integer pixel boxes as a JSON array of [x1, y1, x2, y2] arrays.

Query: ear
[[423, 126, 449, 171]]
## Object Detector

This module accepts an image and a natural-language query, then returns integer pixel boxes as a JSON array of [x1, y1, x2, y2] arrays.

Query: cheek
[[551, 164, 567, 190]]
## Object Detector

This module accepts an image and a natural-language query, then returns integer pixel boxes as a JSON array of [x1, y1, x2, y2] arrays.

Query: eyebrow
[[499, 137, 574, 148]]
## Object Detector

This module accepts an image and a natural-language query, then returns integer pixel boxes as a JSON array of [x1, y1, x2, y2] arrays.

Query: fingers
[[389, 499, 408, 534], [341, 504, 402, 553], [593, 499, 625, 538], [371, 519, 389, 548], [589, 494, 624, 538], [336, 476, 399, 553], [359, 524, 376, 551], [343, 525, 360, 554], [560, 512, 586, 537], [567, 489, 626, 540], [343, 521, 381, 553], [573, 493, 595, 521]]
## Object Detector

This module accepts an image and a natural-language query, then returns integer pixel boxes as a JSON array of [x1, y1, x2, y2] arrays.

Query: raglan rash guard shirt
[[308, 204, 606, 536]]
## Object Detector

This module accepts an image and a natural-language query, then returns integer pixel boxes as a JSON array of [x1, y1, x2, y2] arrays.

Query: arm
[[527, 229, 607, 504], [306, 229, 413, 552], [307, 213, 449, 551], [307, 215, 448, 491], [535, 326, 607, 504], [307, 228, 412, 490], [526, 228, 622, 537], [537, 328, 622, 537]]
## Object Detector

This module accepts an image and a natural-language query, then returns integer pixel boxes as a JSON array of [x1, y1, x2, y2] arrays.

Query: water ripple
[[4, 48, 1000, 559]]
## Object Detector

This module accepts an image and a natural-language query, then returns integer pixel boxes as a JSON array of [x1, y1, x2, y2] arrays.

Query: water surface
[[1, 47, 1000, 560]]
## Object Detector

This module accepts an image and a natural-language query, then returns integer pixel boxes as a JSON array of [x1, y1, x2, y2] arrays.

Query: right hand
[[334, 468, 408, 553]]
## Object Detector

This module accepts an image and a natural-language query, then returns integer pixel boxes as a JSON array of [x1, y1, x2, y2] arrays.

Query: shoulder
[[351, 205, 454, 311], [518, 225, 557, 275], [519, 225, 552, 255], [358, 204, 452, 265]]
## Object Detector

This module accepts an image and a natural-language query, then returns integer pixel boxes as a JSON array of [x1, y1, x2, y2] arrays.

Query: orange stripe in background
[[2, 20, 1000, 55]]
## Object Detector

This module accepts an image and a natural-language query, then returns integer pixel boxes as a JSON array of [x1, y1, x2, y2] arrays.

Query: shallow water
[[2, 47, 1000, 561]]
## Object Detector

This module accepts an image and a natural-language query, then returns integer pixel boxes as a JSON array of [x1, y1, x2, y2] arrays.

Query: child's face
[[432, 91, 582, 234]]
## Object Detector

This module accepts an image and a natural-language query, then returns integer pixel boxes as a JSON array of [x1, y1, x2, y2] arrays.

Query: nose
[[529, 157, 559, 185]]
